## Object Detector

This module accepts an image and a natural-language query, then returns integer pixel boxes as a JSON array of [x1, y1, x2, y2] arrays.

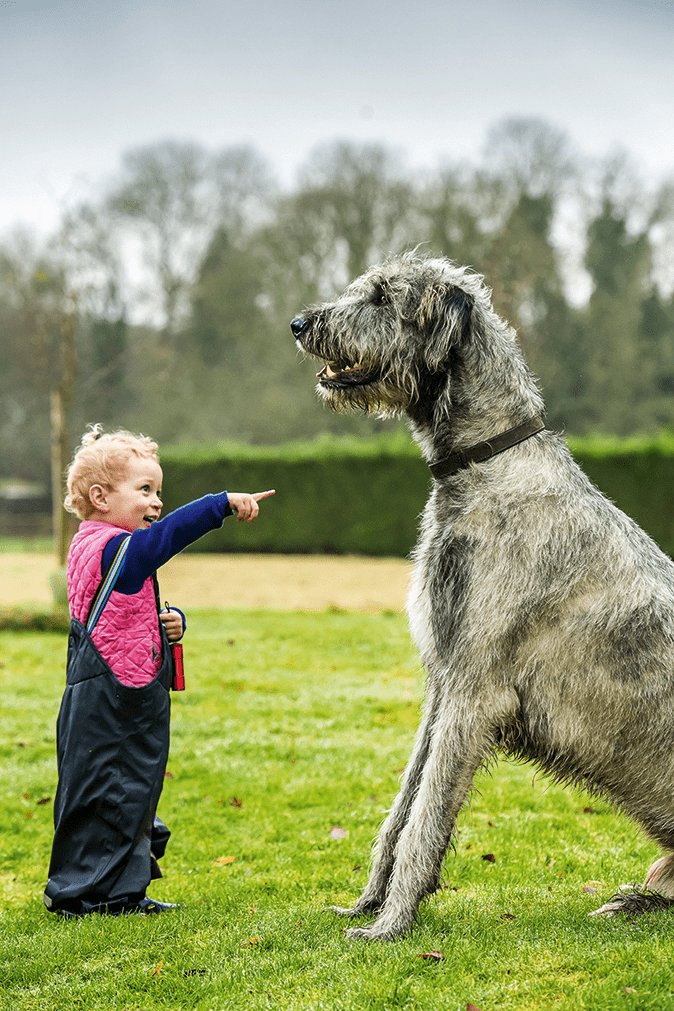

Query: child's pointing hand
[[228, 489, 275, 523]]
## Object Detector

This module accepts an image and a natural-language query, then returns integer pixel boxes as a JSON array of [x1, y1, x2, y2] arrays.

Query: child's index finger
[[253, 490, 275, 501]]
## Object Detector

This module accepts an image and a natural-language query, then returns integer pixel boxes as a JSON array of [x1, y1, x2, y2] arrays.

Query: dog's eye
[[372, 290, 388, 306]]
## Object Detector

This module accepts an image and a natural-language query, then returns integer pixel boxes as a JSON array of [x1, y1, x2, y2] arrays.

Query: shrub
[[159, 431, 674, 558]]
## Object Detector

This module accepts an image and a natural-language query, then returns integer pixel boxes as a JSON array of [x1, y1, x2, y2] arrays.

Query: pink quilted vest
[[67, 521, 162, 687]]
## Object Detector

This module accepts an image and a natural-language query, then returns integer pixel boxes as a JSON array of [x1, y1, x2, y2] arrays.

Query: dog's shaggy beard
[[315, 370, 418, 417], [302, 323, 431, 419]]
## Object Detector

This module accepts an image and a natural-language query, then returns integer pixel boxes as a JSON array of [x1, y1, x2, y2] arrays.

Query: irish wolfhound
[[290, 251, 674, 941]]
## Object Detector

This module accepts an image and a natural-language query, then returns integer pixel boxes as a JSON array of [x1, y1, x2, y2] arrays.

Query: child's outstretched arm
[[100, 489, 277, 593], [227, 490, 275, 523]]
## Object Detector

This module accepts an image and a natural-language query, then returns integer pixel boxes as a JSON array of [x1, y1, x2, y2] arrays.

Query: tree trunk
[[50, 388, 69, 567]]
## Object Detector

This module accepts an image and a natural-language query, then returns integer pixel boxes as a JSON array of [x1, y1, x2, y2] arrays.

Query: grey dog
[[290, 251, 674, 941]]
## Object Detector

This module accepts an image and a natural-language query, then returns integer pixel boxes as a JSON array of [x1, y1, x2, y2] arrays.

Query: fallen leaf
[[183, 968, 207, 977], [214, 855, 235, 866], [231, 797, 243, 808], [583, 885, 598, 894], [329, 826, 348, 839], [623, 987, 636, 994], [419, 950, 444, 960], [23, 792, 29, 800], [152, 960, 163, 977], [466, 1004, 484, 1011], [500, 912, 516, 920], [482, 853, 496, 863], [25, 811, 32, 819], [584, 806, 597, 814], [164, 771, 174, 779], [36, 797, 51, 805], [352, 864, 362, 871]]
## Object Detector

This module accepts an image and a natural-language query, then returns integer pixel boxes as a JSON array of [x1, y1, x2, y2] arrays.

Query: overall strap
[[85, 535, 131, 634]]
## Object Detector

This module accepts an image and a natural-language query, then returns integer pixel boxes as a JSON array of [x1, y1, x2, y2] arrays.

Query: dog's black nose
[[290, 315, 308, 338]]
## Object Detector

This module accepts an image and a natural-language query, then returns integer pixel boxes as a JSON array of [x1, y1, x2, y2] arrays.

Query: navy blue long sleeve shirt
[[101, 492, 232, 593]]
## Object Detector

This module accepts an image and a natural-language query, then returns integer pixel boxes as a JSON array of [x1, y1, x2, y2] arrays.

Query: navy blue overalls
[[44, 572, 172, 916]]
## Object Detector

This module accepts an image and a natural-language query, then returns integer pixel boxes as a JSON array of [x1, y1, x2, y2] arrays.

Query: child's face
[[95, 454, 163, 532]]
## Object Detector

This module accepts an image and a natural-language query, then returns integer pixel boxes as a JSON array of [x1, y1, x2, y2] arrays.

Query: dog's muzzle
[[292, 314, 380, 388]]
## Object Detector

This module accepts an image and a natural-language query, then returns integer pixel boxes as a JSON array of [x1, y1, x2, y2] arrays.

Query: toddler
[[44, 426, 274, 916]]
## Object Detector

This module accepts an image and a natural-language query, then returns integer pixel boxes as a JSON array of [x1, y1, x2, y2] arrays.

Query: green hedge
[[567, 432, 674, 562], [160, 433, 428, 557], [159, 431, 674, 558]]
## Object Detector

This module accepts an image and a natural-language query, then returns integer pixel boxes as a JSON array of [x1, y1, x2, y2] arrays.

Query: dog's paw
[[344, 914, 411, 941], [331, 905, 364, 919], [588, 900, 623, 918], [345, 925, 389, 942], [331, 898, 383, 918], [589, 887, 674, 917]]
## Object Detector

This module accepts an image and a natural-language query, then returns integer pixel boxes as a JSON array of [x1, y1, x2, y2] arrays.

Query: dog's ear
[[415, 283, 473, 370]]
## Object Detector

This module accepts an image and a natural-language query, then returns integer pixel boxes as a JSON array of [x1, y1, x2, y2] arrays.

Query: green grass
[[1, 609, 674, 1010], [0, 537, 53, 553]]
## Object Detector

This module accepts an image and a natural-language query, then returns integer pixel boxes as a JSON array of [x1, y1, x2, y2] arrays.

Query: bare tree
[[106, 140, 211, 339], [0, 230, 77, 565], [293, 141, 418, 287], [483, 116, 577, 201]]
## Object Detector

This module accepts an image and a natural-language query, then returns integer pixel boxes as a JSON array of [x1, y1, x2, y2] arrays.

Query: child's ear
[[89, 485, 109, 513]]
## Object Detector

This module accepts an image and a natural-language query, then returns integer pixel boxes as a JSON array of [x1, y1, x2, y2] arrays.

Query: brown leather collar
[[429, 416, 545, 479]]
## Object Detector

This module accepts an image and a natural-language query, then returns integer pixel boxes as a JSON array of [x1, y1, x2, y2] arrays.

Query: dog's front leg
[[332, 676, 446, 919], [345, 698, 497, 941]]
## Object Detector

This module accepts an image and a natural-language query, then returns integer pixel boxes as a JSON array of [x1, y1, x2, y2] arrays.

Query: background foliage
[[1, 117, 674, 488], [156, 432, 674, 558]]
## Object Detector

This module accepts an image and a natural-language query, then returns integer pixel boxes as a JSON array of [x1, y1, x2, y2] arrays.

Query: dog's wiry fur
[[291, 252, 674, 940]]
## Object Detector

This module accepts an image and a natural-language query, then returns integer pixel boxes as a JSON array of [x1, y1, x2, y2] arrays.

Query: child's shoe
[[136, 897, 180, 914], [52, 897, 180, 917]]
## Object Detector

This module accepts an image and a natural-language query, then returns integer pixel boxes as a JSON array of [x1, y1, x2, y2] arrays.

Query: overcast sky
[[1, 0, 673, 239]]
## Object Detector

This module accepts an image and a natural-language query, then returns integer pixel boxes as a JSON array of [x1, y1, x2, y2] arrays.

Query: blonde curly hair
[[65, 424, 160, 520]]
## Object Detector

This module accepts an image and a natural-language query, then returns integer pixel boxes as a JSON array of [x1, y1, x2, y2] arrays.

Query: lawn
[[1, 608, 673, 1010]]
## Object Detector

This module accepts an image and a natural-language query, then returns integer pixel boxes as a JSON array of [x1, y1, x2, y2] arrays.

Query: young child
[[44, 426, 274, 917]]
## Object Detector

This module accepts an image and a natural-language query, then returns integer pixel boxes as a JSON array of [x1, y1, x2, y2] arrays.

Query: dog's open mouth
[[316, 361, 380, 388]]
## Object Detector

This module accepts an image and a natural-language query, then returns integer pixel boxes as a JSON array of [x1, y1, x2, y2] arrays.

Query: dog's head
[[291, 253, 483, 420]]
